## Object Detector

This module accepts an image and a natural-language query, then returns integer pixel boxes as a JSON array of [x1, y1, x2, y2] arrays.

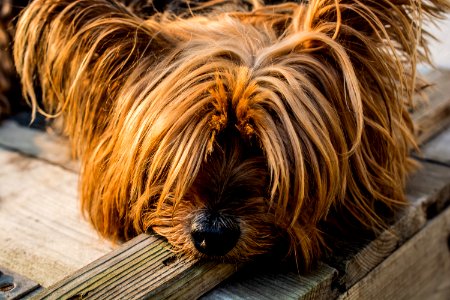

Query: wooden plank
[[0, 148, 113, 287], [32, 234, 239, 300], [201, 263, 338, 300], [418, 124, 450, 166], [406, 161, 450, 218], [339, 206, 450, 300], [322, 123, 450, 291], [412, 69, 450, 144], [333, 160, 450, 287], [0, 119, 78, 172], [0, 267, 41, 300]]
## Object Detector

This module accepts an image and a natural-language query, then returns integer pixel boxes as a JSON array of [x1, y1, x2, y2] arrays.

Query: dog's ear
[[288, 0, 450, 223], [14, 0, 175, 154], [249, 0, 449, 257], [281, 0, 449, 225], [289, 0, 450, 104]]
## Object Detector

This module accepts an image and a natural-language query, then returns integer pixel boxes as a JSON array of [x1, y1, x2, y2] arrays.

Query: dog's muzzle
[[190, 210, 240, 256]]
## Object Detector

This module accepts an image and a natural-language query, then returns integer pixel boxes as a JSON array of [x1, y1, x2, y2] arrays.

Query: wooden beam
[[0, 119, 78, 172], [202, 263, 338, 300], [328, 159, 450, 290], [34, 234, 240, 299], [412, 69, 450, 145], [417, 123, 450, 166], [0, 148, 113, 287], [338, 206, 450, 300]]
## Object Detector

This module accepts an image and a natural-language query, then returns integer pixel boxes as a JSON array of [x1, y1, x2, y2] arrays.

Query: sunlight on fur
[[12, 0, 450, 268]]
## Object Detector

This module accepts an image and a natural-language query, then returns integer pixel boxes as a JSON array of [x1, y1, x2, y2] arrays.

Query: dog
[[4, 0, 449, 268]]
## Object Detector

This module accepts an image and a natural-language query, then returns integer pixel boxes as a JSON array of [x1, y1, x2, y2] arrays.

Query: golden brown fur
[[13, 0, 450, 267]]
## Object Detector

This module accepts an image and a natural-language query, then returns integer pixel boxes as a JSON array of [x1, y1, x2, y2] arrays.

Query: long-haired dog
[[7, 0, 449, 267]]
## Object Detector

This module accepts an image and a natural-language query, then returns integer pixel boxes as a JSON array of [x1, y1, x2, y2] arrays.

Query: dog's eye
[[223, 185, 265, 204]]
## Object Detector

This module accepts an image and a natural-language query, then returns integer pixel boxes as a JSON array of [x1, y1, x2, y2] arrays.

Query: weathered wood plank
[[201, 263, 338, 300], [329, 160, 450, 290], [32, 234, 238, 300], [0, 119, 78, 171], [412, 69, 450, 144], [0, 267, 41, 300], [0, 148, 113, 287], [338, 206, 450, 300], [418, 124, 450, 166]]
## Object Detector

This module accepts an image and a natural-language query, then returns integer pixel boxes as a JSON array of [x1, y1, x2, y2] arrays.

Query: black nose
[[190, 211, 240, 256]]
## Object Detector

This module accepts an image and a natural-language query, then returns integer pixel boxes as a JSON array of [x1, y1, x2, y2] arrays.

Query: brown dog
[[9, 0, 450, 267]]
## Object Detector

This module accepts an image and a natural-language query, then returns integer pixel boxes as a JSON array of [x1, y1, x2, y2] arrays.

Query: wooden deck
[[0, 68, 449, 299]]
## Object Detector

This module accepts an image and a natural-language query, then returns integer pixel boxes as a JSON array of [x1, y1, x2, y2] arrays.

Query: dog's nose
[[190, 211, 240, 256]]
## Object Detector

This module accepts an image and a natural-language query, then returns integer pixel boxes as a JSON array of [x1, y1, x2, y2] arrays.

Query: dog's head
[[14, 0, 448, 266]]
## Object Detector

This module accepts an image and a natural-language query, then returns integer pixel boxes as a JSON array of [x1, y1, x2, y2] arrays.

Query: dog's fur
[[5, 0, 449, 267]]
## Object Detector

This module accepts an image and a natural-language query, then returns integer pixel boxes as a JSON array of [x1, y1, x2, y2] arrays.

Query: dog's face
[[97, 15, 351, 262], [151, 130, 277, 260], [14, 0, 447, 267]]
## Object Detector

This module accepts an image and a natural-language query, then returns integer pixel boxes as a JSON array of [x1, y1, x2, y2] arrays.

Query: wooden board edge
[[412, 69, 450, 145], [331, 158, 450, 290], [31, 234, 238, 300], [200, 263, 338, 300], [337, 206, 450, 300]]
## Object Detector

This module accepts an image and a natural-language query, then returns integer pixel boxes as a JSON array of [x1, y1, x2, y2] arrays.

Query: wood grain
[[201, 263, 338, 300], [418, 125, 450, 166], [33, 234, 239, 300], [330, 159, 450, 290], [0, 148, 113, 287], [0, 119, 78, 171], [412, 70, 450, 144], [339, 206, 450, 300]]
